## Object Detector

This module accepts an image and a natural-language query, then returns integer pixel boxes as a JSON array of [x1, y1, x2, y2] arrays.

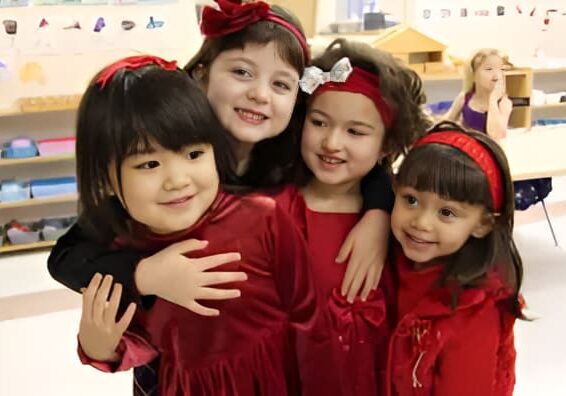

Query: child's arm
[[486, 80, 512, 139], [48, 222, 246, 316], [77, 273, 157, 372], [336, 165, 393, 302], [443, 92, 466, 122], [433, 306, 506, 395]]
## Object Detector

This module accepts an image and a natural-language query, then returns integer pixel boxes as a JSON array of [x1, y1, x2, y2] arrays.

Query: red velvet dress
[[274, 185, 394, 396], [80, 191, 317, 396], [385, 245, 517, 396]]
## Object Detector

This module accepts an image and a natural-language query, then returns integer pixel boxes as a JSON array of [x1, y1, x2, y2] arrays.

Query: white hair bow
[[298, 57, 353, 95]]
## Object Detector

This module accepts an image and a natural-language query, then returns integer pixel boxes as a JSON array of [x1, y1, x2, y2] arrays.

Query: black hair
[[396, 121, 524, 317], [76, 61, 238, 243]]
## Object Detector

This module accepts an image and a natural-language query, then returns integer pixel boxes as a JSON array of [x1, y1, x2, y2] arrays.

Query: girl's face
[[391, 186, 493, 263], [301, 91, 385, 191], [474, 54, 505, 92], [109, 142, 219, 234], [203, 42, 300, 145]]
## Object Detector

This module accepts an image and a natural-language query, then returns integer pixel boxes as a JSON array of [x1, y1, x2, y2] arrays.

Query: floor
[[1, 178, 565, 396]]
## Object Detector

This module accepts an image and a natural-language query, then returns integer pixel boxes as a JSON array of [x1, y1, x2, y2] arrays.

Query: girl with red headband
[[75, 57, 317, 396], [387, 121, 525, 395], [275, 38, 430, 395], [49, 0, 394, 323]]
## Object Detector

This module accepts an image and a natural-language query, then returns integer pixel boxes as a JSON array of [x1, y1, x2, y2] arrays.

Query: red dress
[[275, 185, 393, 396], [79, 191, 317, 396], [385, 245, 517, 396]]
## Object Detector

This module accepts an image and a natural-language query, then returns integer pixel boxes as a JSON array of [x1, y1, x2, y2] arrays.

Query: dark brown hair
[[183, 5, 308, 187], [76, 63, 238, 243], [396, 121, 524, 317], [294, 38, 432, 185]]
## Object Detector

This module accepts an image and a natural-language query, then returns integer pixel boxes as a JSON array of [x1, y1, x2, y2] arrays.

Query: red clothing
[[80, 191, 317, 396], [275, 185, 393, 396], [386, 245, 517, 396]]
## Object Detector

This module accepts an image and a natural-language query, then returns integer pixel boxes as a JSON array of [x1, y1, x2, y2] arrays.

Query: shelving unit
[[0, 194, 78, 210], [0, 154, 75, 167], [0, 240, 56, 254], [0, 98, 78, 254]]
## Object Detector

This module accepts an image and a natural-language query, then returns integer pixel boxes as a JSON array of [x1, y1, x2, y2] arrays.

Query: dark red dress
[[80, 191, 317, 396], [275, 185, 394, 396], [385, 245, 517, 396]]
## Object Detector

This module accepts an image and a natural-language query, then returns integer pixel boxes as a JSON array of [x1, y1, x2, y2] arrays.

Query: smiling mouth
[[160, 195, 194, 206], [318, 155, 345, 165], [235, 108, 268, 121], [406, 232, 435, 245]]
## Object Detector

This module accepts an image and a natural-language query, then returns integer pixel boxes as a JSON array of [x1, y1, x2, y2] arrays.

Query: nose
[[321, 128, 343, 152], [163, 163, 191, 191], [246, 80, 270, 104], [410, 210, 434, 232]]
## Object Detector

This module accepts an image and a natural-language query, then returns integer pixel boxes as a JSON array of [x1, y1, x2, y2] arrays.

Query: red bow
[[96, 55, 178, 89], [200, 0, 310, 62], [201, 0, 271, 38], [328, 288, 386, 347]]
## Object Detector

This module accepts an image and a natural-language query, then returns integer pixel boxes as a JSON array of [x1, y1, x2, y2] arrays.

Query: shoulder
[[455, 91, 467, 105]]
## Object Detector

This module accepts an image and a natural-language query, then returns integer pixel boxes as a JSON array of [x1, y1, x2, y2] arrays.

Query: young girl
[[387, 121, 524, 395], [276, 39, 430, 395], [445, 48, 513, 139], [48, 0, 392, 314], [76, 56, 317, 396]]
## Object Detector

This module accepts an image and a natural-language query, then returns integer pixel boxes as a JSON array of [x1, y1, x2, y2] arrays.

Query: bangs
[[396, 144, 492, 208], [243, 21, 305, 74], [108, 68, 221, 161]]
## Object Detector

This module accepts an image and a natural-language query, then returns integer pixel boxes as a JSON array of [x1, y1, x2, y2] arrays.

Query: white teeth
[[320, 155, 343, 164], [237, 109, 265, 120]]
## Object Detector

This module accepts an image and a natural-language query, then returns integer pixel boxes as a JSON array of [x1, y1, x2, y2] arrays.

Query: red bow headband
[[413, 131, 504, 212], [201, 0, 310, 62], [299, 57, 396, 129], [96, 55, 178, 88]]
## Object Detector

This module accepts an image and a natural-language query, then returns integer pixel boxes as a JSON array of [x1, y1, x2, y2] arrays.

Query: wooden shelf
[[0, 240, 55, 254], [0, 194, 77, 210], [0, 95, 81, 118], [0, 154, 75, 167], [533, 102, 566, 110]]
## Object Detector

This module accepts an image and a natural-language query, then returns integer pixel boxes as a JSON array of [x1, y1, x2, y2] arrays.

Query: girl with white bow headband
[[277, 38, 431, 395]]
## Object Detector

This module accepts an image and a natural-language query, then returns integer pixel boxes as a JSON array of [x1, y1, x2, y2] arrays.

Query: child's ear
[[471, 213, 495, 239]]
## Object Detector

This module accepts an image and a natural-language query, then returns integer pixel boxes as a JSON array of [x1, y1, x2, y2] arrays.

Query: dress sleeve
[[47, 222, 152, 310], [270, 204, 317, 331], [78, 331, 159, 373], [361, 165, 394, 213], [434, 305, 503, 396]]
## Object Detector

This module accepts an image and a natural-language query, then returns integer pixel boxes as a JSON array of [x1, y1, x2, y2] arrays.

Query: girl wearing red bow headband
[[50, 0, 398, 329], [387, 122, 525, 396], [74, 57, 317, 396], [279, 38, 430, 396]]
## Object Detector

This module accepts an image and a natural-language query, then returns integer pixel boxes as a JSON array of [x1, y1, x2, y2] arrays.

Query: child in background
[[386, 122, 524, 396], [276, 39, 430, 395], [445, 48, 513, 139], [76, 56, 316, 396]]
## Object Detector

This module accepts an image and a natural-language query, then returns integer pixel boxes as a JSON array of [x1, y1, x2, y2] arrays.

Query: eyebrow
[[310, 109, 376, 130], [225, 56, 298, 81]]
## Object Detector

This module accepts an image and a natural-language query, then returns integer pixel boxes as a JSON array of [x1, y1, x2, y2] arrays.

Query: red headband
[[413, 131, 504, 212], [200, 0, 310, 62], [96, 55, 178, 88], [309, 65, 395, 129]]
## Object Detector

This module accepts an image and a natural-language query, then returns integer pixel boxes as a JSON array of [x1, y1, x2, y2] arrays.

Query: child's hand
[[135, 239, 246, 316], [336, 210, 389, 303], [79, 274, 136, 362], [491, 73, 506, 102]]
